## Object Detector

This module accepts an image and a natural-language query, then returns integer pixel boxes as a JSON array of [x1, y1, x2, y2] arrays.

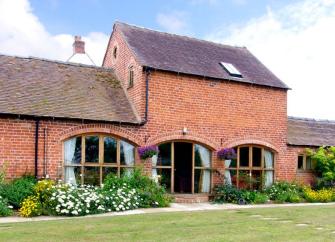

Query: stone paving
[[0, 202, 334, 224]]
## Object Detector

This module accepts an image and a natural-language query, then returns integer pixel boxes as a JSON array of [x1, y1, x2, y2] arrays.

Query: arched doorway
[[152, 141, 212, 194]]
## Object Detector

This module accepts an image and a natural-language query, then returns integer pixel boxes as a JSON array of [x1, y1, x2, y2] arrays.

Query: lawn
[[0, 205, 335, 242]]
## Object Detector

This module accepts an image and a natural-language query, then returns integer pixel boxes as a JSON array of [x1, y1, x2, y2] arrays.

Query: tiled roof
[[115, 22, 289, 89], [0, 55, 139, 123], [288, 117, 335, 146]]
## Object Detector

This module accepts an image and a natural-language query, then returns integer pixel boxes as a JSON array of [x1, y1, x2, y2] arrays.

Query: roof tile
[[288, 117, 335, 146], [0, 55, 139, 123], [116, 22, 289, 89]]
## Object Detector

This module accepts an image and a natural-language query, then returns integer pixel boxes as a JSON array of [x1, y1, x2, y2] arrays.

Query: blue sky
[[1, 0, 335, 119], [29, 0, 290, 37]]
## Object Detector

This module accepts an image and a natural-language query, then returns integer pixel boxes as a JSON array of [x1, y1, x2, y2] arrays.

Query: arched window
[[64, 134, 135, 186], [224, 145, 274, 189], [128, 66, 134, 88]]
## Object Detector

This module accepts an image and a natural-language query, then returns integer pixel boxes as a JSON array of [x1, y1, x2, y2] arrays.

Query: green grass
[[1, 205, 335, 241]]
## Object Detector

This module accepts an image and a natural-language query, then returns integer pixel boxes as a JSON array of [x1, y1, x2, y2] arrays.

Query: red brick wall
[[103, 26, 145, 120], [286, 146, 316, 185], [0, 26, 312, 187]]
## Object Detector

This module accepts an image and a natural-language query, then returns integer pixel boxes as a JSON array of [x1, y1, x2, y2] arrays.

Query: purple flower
[[138, 145, 159, 159], [217, 148, 237, 160]]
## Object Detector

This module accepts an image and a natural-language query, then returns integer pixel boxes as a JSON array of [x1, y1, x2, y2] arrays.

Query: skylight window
[[220, 62, 242, 78]]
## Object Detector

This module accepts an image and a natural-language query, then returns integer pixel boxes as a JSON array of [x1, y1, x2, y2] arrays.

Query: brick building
[[1, 22, 334, 197]]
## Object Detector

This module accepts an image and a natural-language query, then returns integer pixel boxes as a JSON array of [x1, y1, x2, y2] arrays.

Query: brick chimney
[[73, 36, 85, 54]]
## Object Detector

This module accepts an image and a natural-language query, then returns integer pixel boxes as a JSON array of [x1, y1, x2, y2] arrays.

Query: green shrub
[[0, 162, 8, 184], [0, 195, 12, 217], [253, 192, 269, 204], [213, 185, 243, 204], [0, 175, 37, 209], [307, 146, 335, 187], [214, 185, 269, 204], [103, 168, 172, 208], [213, 185, 268, 204], [265, 181, 303, 203]]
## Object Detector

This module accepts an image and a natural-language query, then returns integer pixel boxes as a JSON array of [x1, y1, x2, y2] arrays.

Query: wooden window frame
[[225, 145, 275, 189], [128, 66, 134, 88], [63, 134, 135, 185], [297, 154, 314, 171], [153, 142, 212, 194]]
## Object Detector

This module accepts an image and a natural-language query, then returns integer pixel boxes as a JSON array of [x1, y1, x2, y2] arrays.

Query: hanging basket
[[138, 145, 159, 160]]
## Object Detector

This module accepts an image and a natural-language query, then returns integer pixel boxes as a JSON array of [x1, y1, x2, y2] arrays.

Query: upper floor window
[[297, 154, 315, 171], [113, 46, 117, 59], [225, 145, 274, 189], [64, 134, 135, 186], [128, 66, 134, 88]]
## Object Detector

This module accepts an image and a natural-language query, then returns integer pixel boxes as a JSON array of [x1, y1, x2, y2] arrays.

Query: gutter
[[34, 119, 39, 179], [138, 68, 151, 125]]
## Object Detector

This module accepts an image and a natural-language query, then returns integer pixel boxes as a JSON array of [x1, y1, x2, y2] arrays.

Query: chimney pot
[[73, 35, 85, 54]]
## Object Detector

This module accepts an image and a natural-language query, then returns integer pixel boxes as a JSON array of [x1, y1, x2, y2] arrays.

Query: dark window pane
[[195, 148, 201, 167], [230, 148, 238, 168], [84, 167, 100, 186], [120, 141, 135, 166], [85, 136, 99, 163], [102, 167, 118, 182], [157, 143, 171, 166], [194, 169, 211, 193], [153, 168, 171, 193], [306, 156, 312, 170], [252, 147, 262, 167], [229, 170, 238, 187], [104, 137, 117, 163], [239, 147, 249, 167], [64, 166, 81, 185], [298, 155, 304, 169], [251, 170, 262, 190]]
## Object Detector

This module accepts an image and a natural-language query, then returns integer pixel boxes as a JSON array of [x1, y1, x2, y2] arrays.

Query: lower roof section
[[0, 55, 140, 123], [288, 116, 335, 147]]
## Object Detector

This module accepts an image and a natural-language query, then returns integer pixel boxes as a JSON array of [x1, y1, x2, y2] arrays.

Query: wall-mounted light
[[182, 127, 188, 135]]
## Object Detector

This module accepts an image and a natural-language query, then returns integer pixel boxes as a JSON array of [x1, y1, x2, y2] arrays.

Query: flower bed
[[213, 181, 335, 205], [6, 168, 172, 217]]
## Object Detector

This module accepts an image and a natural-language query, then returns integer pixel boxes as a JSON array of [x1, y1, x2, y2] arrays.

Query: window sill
[[297, 169, 315, 173]]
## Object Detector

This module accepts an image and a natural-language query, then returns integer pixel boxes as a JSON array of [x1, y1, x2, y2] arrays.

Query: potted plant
[[217, 148, 237, 176], [217, 148, 237, 161], [138, 145, 159, 160]]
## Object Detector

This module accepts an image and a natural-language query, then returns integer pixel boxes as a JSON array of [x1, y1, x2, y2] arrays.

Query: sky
[[0, 0, 335, 120]]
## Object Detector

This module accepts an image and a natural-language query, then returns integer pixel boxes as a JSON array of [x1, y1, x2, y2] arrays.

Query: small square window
[[306, 156, 312, 170], [297, 155, 304, 169]]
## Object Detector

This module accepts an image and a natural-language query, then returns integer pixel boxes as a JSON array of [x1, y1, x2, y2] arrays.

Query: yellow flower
[[19, 196, 41, 217]]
